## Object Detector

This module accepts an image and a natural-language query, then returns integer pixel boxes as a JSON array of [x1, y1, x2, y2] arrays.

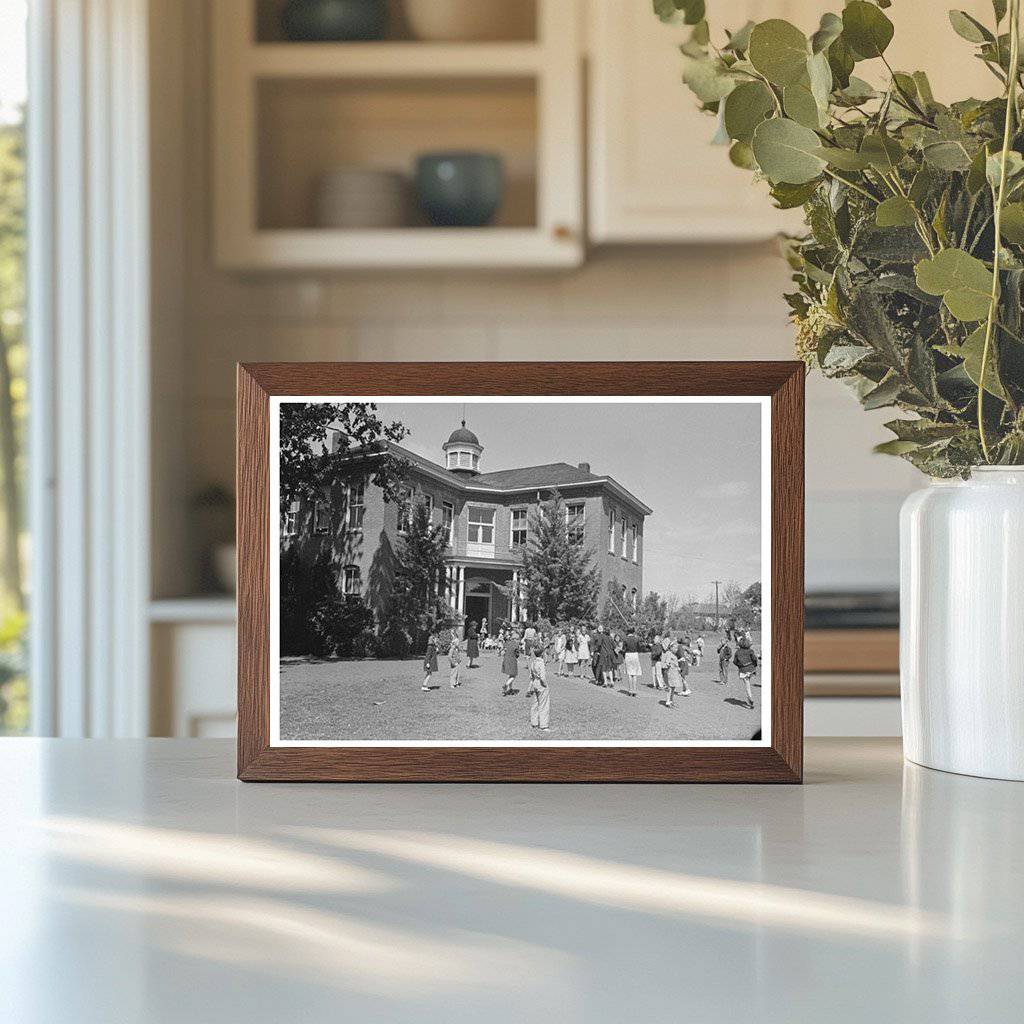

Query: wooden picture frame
[[237, 362, 804, 782]]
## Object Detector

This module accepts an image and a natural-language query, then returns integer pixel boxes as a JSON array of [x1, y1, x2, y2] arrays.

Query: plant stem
[[821, 167, 879, 203], [979, 0, 1021, 463]]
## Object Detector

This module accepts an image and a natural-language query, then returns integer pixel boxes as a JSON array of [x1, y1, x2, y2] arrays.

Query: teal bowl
[[281, 0, 388, 42], [415, 152, 505, 228]]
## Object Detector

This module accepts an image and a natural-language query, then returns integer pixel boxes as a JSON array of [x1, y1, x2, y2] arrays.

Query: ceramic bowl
[[281, 0, 388, 42], [403, 0, 534, 42], [415, 152, 505, 228]]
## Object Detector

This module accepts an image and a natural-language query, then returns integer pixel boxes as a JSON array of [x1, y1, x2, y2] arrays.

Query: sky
[[364, 399, 763, 604]]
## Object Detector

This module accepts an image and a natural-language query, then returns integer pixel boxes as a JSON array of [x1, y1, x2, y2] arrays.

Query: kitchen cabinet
[[587, 0, 999, 244], [212, 0, 584, 269]]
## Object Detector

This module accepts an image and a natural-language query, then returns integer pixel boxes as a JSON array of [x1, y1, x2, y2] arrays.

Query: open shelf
[[257, 76, 538, 232], [213, 0, 582, 268]]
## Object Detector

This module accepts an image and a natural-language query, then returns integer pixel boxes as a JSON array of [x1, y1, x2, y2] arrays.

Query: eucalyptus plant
[[659, 0, 1024, 475]]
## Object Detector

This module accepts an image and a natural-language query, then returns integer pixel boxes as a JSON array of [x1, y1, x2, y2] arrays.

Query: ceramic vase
[[900, 467, 1024, 780]]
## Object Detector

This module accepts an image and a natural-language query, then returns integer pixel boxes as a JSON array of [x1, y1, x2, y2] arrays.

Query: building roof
[[445, 424, 480, 446], [473, 462, 600, 489], [349, 442, 653, 516]]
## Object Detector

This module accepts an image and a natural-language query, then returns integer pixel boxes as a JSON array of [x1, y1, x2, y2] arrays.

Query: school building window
[[608, 510, 615, 553], [510, 507, 528, 548], [467, 506, 495, 545], [631, 587, 638, 610], [397, 488, 412, 534], [442, 501, 455, 545], [631, 522, 638, 562], [343, 565, 361, 596], [566, 502, 585, 545], [620, 517, 628, 558], [283, 500, 299, 537], [424, 494, 434, 522], [314, 501, 330, 535], [346, 479, 365, 530]]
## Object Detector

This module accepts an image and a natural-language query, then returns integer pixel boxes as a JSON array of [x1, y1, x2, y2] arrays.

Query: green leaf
[[986, 150, 1024, 190], [915, 249, 994, 321], [842, 1, 895, 60], [807, 51, 833, 110], [770, 179, 820, 209], [875, 196, 918, 228], [783, 83, 822, 128], [752, 117, 827, 184], [748, 19, 810, 87], [827, 35, 855, 89], [860, 133, 905, 172], [723, 81, 775, 143], [909, 165, 936, 205], [874, 439, 922, 456], [885, 419, 963, 443], [814, 145, 872, 170], [836, 75, 877, 104], [959, 325, 1007, 398], [923, 140, 973, 171], [967, 143, 993, 193], [810, 12, 843, 54], [862, 375, 902, 410], [948, 10, 993, 44], [728, 140, 758, 169], [724, 20, 755, 53], [681, 55, 737, 103], [912, 71, 935, 105], [654, 0, 705, 25], [994, 0, 1008, 24], [1000, 202, 1024, 242]]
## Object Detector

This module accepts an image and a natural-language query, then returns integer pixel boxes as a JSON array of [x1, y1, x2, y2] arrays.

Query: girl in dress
[[565, 629, 580, 677], [465, 620, 480, 669], [422, 633, 439, 692], [501, 628, 521, 696], [622, 627, 642, 697], [576, 628, 592, 680]]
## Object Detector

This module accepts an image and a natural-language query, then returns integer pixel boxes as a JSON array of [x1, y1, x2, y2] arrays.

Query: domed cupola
[[443, 421, 483, 475]]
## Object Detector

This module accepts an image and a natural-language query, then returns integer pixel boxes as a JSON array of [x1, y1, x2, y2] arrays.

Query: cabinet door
[[588, 1, 1003, 245], [588, 1, 815, 243]]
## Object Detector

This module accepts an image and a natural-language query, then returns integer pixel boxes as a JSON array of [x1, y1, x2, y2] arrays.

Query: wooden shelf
[[805, 629, 899, 675], [218, 227, 579, 270], [249, 42, 545, 79]]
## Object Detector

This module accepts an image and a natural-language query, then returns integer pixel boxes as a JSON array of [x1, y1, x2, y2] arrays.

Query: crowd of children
[[421, 618, 760, 731]]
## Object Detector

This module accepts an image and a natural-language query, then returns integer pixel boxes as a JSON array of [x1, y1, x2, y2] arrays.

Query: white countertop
[[1, 738, 1021, 1023]]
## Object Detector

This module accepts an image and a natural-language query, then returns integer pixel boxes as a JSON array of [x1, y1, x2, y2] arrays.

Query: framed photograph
[[237, 362, 804, 782]]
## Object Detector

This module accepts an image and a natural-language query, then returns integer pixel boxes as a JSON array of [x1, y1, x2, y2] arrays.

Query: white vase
[[900, 467, 1024, 780]]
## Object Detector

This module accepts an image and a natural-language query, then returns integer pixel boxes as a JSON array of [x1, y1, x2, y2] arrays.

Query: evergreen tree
[[521, 493, 599, 623], [386, 497, 454, 653]]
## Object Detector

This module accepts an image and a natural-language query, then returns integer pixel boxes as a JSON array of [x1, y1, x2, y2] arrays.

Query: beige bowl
[[404, 0, 535, 42], [314, 168, 410, 228]]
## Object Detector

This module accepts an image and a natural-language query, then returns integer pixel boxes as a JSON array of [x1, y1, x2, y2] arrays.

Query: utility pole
[[712, 580, 722, 631]]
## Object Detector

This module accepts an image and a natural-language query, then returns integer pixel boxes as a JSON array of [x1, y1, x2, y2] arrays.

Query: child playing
[[733, 636, 758, 709], [527, 648, 550, 730], [717, 637, 732, 685], [664, 640, 692, 708], [448, 636, 464, 689], [422, 633, 439, 692]]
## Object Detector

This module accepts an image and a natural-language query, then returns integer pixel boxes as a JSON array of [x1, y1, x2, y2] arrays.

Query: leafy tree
[[279, 401, 409, 514], [384, 498, 454, 655], [521, 493, 600, 623]]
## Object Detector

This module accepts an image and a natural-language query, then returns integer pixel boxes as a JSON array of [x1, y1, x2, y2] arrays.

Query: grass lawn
[[279, 640, 763, 742]]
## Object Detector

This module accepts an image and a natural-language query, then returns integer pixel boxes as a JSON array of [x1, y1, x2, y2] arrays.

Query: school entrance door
[[464, 573, 512, 627]]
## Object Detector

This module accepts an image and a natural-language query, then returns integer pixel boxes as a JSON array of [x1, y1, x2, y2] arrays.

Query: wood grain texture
[[805, 629, 899, 675], [236, 361, 805, 783]]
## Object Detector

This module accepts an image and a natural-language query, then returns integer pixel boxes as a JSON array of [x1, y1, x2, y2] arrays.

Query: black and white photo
[[270, 396, 770, 747]]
